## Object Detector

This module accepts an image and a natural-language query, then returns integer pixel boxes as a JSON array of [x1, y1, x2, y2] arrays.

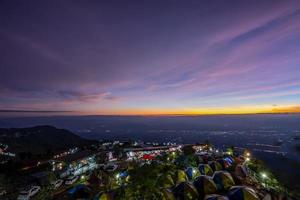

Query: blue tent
[[68, 184, 92, 199], [185, 167, 201, 180], [228, 186, 259, 200]]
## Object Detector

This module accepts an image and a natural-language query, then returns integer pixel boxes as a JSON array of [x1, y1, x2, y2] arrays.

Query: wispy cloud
[[1, 1, 300, 114]]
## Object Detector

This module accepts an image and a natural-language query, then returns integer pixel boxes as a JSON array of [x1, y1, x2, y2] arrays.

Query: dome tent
[[157, 174, 175, 188], [193, 175, 217, 197], [198, 164, 214, 176], [68, 184, 92, 199], [97, 192, 114, 200], [213, 171, 235, 191], [173, 182, 199, 200], [95, 191, 115, 200], [235, 164, 248, 179], [205, 194, 229, 200], [173, 170, 189, 184], [228, 186, 259, 200], [217, 159, 231, 169], [223, 156, 234, 165], [175, 155, 189, 168], [185, 167, 201, 180], [161, 188, 176, 200], [209, 161, 223, 172], [235, 156, 245, 164]]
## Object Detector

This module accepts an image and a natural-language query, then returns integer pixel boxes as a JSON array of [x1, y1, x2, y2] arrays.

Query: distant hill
[[0, 125, 96, 154]]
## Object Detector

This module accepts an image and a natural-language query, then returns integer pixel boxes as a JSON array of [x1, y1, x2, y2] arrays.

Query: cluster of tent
[[171, 182, 259, 200], [185, 156, 235, 180], [157, 156, 255, 200], [96, 163, 255, 199], [93, 154, 255, 200], [89, 183, 259, 200]]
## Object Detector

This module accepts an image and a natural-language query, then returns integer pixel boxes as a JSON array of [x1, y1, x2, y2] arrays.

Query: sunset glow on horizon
[[70, 105, 300, 116], [1, 1, 300, 116]]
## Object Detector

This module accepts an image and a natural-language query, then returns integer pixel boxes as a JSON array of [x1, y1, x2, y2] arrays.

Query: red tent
[[142, 154, 154, 160]]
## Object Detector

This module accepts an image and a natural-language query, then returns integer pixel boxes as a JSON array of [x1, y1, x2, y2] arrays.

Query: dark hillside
[[0, 125, 96, 154]]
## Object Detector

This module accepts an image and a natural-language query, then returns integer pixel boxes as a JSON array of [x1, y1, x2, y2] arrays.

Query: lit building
[[124, 145, 181, 160], [50, 150, 98, 178]]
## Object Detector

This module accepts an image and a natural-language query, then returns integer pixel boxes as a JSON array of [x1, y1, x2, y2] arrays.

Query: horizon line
[[0, 110, 73, 113], [1, 109, 300, 117]]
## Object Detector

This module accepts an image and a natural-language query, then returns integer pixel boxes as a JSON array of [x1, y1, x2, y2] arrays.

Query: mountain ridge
[[0, 125, 96, 154]]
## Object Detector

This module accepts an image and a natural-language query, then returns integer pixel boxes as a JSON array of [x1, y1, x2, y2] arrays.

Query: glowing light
[[81, 175, 85, 180], [246, 157, 250, 162], [116, 173, 120, 179], [246, 152, 250, 157], [261, 172, 267, 179]]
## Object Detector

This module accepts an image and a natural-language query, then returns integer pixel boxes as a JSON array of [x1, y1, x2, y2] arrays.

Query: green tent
[[174, 170, 188, 184], [157, 174, 175, 188], [198, 164, 214, 176], [161, 188, 176, 200], [209, 161, 223, 172], [193, 175, 217, 197], [97, 191, 114, 200], [213, 171, 235, 191]]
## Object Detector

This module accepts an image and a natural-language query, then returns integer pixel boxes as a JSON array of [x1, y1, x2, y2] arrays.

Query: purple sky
[[1, 1, 300, 115]]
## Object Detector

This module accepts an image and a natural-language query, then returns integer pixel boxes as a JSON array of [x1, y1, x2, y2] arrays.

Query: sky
[[1, 0, 300, 115]]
